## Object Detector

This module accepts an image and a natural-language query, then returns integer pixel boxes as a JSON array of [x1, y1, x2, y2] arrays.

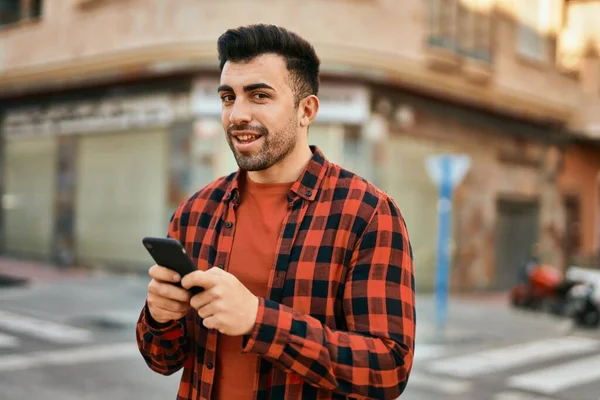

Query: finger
[[148, 296, 189, 314], [202, 315, 219, 331], [148, 280, 192, 303], [148, 264, 181, 283], [197, 302, 218, 319], [189, 288, 218, 310], [181, 270, 218, 291]]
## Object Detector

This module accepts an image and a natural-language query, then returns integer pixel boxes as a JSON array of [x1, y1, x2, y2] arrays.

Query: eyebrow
[[217, 83, 276, 93]]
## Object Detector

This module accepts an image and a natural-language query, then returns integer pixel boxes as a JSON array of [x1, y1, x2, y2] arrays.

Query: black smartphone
[[142, 237, 204, 295]]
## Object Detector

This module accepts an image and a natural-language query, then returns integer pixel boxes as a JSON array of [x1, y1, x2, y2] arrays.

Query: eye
[[221, 94, 235, 103], [252, 92, 270, 100]]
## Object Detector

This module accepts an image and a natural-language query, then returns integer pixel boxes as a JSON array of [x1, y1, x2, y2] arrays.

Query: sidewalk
[[0, 257, 92, 284]]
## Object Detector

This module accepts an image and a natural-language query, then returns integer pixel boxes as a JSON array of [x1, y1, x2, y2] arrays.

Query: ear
[[298, 95, 319, 127]]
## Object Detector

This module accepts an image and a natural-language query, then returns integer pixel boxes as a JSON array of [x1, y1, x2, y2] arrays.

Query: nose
[[229, 98, 251, 126]]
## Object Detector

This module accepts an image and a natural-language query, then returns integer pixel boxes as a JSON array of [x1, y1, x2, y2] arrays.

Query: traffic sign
[[425, 154, 471, 331]]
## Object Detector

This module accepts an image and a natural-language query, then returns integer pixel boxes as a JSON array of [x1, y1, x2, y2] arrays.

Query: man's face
[[219, 54, 299, 171]]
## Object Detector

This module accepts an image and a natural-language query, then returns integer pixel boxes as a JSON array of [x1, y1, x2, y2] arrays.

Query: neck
[[247, 144, 313, 184]]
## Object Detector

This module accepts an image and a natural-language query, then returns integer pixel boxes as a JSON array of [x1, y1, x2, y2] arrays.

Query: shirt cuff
[[143, 302, 179, 335], [242, 297, 293, 360]]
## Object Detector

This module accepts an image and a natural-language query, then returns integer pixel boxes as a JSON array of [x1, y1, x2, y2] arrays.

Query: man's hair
[[217, 24, 320, 107]]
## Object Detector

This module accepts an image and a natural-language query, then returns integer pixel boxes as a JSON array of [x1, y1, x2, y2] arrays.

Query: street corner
[[0, 257, 108, 288]]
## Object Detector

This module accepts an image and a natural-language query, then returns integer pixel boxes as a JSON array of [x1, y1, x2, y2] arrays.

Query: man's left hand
[[181, 267, 259, 336]]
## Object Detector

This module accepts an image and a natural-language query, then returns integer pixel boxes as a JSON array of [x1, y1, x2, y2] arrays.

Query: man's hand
[[181, 267, 259, 336], [147, 265, 192, 324]]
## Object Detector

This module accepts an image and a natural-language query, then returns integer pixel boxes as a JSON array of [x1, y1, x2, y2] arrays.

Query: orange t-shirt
[[212, 174, 292, 400]]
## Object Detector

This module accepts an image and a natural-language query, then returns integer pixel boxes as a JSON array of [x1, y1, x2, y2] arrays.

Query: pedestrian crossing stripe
[[0, 332, 19, 348], [0, 342, 139, 372], [407, 371, 472, 395], [426, 336, 600, 378], [507, 353, 600, 394], [0, 310, 93, 344]]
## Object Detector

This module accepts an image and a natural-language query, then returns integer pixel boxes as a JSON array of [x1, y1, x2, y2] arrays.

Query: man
[[136, 24, 416, 400]]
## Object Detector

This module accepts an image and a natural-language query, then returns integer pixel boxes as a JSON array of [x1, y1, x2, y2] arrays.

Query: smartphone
[[142, 237, 204, 295]]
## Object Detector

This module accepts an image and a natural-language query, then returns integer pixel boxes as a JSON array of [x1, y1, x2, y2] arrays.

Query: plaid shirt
[[136, 146, 416, 400]]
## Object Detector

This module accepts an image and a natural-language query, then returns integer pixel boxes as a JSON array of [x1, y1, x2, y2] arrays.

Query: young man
[[136, 24, 416, 400]]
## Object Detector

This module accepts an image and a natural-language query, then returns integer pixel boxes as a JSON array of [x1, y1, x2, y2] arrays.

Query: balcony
[[426, 0, 494, 83]]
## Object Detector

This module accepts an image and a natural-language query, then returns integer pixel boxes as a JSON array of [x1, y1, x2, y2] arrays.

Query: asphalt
[[0, 272, 599, 400]]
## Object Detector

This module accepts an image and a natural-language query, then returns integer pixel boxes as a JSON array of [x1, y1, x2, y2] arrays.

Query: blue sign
[[426, 154, 471, 330]]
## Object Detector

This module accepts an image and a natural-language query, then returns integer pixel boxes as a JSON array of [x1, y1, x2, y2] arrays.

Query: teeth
[[238, 135, 258, 141]]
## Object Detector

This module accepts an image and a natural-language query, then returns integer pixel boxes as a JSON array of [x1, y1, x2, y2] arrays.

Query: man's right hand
[[147, 265, 192, 324]]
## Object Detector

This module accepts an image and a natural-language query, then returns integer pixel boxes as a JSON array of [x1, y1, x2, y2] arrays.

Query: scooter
[[510, 261, 582, 316]]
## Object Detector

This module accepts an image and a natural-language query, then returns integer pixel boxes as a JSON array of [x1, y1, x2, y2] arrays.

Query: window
[[0, 0, 20, 26], [516, 0, 552, 62], [0, 0, 42, 28], [429, 0, 460, 50], [457, 0, 494, 62], [428, 0, 493, 62]]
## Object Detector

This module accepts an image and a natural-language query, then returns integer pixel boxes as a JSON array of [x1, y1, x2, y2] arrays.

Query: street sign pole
[[426, 154, 471, 332], [435, 156, 453, 330]]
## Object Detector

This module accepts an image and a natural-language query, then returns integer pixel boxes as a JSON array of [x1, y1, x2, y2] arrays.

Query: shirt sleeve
[[135, 209, 192, 376], [241, 195, 416, 400]]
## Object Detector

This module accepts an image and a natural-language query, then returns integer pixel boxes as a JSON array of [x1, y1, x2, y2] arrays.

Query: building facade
[[1, 0, 600, 291]]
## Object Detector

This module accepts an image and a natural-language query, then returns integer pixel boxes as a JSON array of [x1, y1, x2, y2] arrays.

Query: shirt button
[[206, 363, 213, 370], [225, 221, 233, 228]]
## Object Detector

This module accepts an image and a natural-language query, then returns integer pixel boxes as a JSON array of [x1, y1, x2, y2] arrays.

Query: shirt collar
[[224, 145, 329, 205]]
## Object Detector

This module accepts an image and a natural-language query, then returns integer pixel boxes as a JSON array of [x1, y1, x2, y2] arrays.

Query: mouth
[[230, 131, 264, 152], [233, 133, 262, 144]]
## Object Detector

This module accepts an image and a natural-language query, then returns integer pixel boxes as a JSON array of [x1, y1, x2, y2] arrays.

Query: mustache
[[227, 124, 268, 136]]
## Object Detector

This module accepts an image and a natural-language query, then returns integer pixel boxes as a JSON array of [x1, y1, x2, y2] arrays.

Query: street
[[1, 274, 600, 400]]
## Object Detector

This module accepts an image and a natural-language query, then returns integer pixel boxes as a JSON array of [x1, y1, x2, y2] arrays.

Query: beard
[[226, 114, 298, 171]]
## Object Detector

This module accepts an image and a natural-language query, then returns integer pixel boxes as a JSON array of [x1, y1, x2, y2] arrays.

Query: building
[[1, 0, 599, 291]]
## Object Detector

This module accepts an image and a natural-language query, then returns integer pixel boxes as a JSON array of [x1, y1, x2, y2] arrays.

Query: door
[[494, 199, 540, 290], [3, 136, 57, 259], [75, 129, 168, 269], [564, 195, 581, 267]]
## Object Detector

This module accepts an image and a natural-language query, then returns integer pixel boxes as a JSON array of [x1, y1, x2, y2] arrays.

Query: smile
[[234, 134, 262, 144]]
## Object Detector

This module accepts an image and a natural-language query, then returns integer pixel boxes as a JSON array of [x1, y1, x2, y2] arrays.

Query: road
[[0, 274, 599, 400]]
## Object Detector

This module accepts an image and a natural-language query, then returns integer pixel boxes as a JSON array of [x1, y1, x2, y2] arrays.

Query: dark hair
[[217, 24, 320, 107]]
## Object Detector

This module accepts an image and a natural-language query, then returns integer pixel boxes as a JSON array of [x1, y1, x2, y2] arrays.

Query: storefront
[[3, 134, 57, 260], [369, 85, 566, 291], [1, 81, 193, 270], [559, 141, 600, 267]]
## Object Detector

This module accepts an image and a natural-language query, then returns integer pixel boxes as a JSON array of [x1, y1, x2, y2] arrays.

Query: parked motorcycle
[[510, 261, 582, 316]]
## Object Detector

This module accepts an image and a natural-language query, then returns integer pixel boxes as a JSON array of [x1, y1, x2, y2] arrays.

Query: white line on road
[[507, 354, 600, 395], [0, 342, 140, 372], [414, 344, 450, 362], [408, 371, 472, 395], [0, 310, 93, 344], [0, 332, 19, 348], [427, 336, 600, 378], [494, 391, 559, 400]]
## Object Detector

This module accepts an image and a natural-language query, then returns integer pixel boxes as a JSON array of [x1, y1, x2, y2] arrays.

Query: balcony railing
[[428, 0, 494, 64]]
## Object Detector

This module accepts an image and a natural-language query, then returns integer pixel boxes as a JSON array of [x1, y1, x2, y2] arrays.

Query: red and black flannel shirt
[[136, 146, 416, 400]]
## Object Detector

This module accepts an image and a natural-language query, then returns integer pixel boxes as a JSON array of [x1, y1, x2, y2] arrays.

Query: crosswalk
[[410, 335, 600, 399], [0, 308, 139, 372]]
